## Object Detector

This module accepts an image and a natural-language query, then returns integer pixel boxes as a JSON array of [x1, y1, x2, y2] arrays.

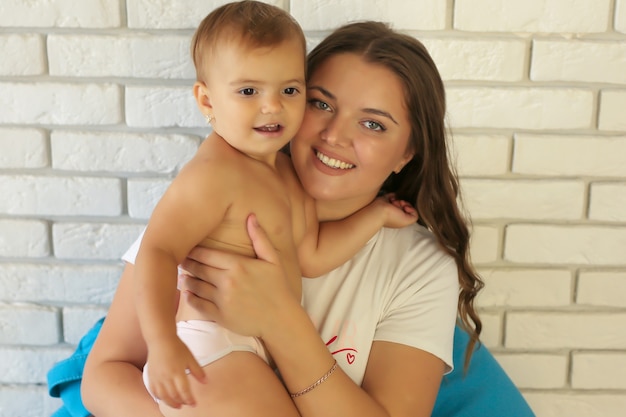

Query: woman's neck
[[315, 194, 377, 222]]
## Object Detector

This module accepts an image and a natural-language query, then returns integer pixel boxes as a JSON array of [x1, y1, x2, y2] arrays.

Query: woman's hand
[[178, 214, 294, 339]]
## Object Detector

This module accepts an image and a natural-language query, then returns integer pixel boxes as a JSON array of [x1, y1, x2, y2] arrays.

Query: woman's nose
[[321, 115, 350, 147]]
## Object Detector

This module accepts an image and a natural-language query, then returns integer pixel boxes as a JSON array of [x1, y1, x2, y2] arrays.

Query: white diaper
[[143, 320, 269, 399]]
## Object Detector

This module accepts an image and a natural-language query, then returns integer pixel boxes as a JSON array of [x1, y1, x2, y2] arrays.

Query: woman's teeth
[[316, 151, 354, 169]]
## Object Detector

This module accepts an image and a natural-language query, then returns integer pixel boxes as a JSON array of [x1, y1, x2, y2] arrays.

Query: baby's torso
[[177, 142, 307, 321]]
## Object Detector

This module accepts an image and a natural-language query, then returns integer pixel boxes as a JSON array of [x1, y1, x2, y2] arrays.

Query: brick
[[63, 306, 108, 344], [0, 346, 72, 384], [0, 128, 48, 168], [589, 182, 626, 221], [0, 83, 122, 125], [52, 223, 145, 260], [0, 0, 121, 28], [0, 34, 45, 76], [51, 131, 199, 173], [0, 175, 122, 216], [424, 38, 526, 81], [476, 311, 502, 348], [494, 353, 568, 389], [127, 0, 285, 29], [454, 0, 610, 33], [461, 179, 585, 220], [599, 90, 626, 131], [617, 0, 626, 33], [0, 219, 49, 257], [572, 352, 626, 389], [577, 271, 626, 308], [477, 269, 572, 307], [451, 134, 511, 176], [0, 304, 58, 345], [128, 178, 171, 219], [293, 0, 445, 30], [506, 312, 626, 349], [469, 225, 500, 264], [0, 263, 121, 304], [126, 86, 204, 128], [531, 40, 626, 85], [0, 385, 55, 417], [524, 393, 626, 417], [447, 88, 593, 129], [48, 34, 194, 79], [505, 224, 626, 265], [513, 134, 626, 177]]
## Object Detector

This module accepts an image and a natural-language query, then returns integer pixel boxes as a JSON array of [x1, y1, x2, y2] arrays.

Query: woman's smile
[[315, 149, 355, 170]]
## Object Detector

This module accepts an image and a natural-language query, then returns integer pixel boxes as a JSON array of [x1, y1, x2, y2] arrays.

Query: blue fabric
[[47, 318, 104, 417], [432, 326, 535, 417], [47, 319, 534, 417]]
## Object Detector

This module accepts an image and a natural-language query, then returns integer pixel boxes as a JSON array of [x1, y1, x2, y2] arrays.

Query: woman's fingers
[[185, 246, 234, 271], [180, 287, 220, 318], [246, 213, 280, 265]]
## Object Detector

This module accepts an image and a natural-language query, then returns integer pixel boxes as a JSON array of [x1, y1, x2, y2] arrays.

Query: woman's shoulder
[[377, 224, 449, 258], [371, 224, 457, 286]]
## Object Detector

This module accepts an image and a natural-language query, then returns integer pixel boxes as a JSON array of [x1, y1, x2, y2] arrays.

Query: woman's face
[[290, 53, 414, 220]]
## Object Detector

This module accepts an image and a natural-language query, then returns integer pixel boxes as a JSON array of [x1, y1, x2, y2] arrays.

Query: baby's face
[[203, 38, 306, 163]]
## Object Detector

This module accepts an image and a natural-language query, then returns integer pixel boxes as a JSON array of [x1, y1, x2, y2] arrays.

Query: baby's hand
[[378, 193, 418, 228], [146, 337, 206, 409]]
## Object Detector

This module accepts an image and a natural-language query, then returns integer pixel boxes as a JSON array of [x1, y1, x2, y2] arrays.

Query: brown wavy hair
[[190, 0, 306, 82], [307, 21, 484, 368]]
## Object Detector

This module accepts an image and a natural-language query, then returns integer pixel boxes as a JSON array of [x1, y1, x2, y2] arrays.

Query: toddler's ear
[[193, 81, 213, 113]]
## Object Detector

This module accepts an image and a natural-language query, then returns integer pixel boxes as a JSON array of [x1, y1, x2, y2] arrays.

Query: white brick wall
[[0, 1, 624, 416]]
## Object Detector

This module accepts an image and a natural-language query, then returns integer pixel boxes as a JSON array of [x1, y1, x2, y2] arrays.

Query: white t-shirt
[[123, 223, 458, 385]]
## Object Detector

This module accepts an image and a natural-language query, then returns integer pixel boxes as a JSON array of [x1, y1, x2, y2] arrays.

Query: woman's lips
[[314, 149, 355, 170]]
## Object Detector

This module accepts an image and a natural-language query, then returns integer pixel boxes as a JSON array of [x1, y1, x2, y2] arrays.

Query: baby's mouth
[[255, 124, 282, 132], [315, 150, 355, 170]]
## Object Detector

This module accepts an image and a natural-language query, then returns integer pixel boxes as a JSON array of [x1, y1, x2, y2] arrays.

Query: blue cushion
[[432, 326, 535, 417], [47, 319, 535, 417], [47, 318, 104, 417]]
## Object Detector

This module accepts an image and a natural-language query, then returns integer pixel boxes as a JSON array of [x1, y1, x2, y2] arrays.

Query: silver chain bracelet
[[289, 360, 338, 398]]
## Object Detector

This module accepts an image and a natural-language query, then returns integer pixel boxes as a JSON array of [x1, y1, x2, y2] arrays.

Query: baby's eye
[[309, 99, 331, 112], [283, 87, 299, 95], [363, 120, 385, 131], [238, 88, 256, 96]]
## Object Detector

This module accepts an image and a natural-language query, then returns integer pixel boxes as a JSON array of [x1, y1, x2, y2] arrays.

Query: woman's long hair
[[307, 21, 484, 368]]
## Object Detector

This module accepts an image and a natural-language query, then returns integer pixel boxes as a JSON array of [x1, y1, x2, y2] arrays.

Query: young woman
[[82, 21, 483, 417]]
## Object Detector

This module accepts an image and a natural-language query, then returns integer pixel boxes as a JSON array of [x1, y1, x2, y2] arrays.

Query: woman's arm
[[81, 263, 164, 417], [180, 214, 445, 417]]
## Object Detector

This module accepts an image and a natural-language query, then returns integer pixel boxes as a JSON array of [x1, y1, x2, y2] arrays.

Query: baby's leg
[[159, 351, 299, 417]]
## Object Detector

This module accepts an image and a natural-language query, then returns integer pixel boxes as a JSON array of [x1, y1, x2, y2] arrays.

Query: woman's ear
[[193, 81, 212, 115], [393, 150, 415, 174]]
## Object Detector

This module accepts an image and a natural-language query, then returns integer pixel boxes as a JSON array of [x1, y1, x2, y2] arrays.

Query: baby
[[133, 2, 417, 415]]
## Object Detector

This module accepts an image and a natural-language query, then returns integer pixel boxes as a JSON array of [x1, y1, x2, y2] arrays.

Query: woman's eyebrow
[[363, 108, 398, 125], [309, 85, 398, 125], [308, 85, 335, 100]]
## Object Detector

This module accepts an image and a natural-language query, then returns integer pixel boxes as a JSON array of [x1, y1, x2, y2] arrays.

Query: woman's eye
[[239, 88, 256, 96], [283, 87, 299, 95], [363, 120, 385, 131], [309, 99, 331, 112]]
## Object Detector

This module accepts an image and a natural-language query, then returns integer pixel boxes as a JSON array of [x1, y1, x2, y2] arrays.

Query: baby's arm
[[298, 194, 417, 278], [134, 153, 231, 407]]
